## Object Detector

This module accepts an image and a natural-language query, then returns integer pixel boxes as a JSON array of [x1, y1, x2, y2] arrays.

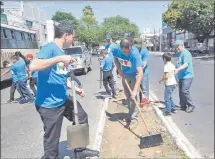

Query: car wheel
[[83, 63, 88, 75], [88, 59, 92, 71]]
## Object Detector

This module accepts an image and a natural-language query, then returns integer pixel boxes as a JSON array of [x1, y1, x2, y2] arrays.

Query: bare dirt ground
[[100, 91, 189, 158]]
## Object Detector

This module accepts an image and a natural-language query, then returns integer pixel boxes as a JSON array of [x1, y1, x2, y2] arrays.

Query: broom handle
[[71, 80, 79, 124], [139, 87, 144, 97], [124, 79, 150, 133]]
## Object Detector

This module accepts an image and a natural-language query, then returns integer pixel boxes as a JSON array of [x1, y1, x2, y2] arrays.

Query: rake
[[124, 79, 163, 149]]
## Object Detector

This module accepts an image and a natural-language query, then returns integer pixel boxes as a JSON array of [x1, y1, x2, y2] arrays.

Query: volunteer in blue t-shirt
[[174, 40, 195, 113], [112, 39, 143, 124], [134, 39, 150, 100], [1, 60, 22, 103], [100, 49, 116, 98], [29, 22, 99, 158], [104, 35, 119, 92], [9, 55, 34, 104]]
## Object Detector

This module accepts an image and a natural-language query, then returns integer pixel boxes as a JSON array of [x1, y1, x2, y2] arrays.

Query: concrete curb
[[93, 97, 109, 152], [149, 92, 202, 159]]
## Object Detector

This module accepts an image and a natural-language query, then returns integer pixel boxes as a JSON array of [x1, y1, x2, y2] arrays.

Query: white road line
[[93, 97, 109, 151], [149, 92, 202, 158]]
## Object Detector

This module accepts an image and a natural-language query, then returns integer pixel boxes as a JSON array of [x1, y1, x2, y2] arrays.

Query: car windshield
[[64, 47, 83, 55]]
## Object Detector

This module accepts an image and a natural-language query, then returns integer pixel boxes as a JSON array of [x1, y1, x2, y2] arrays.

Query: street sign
[[1, 14, 8, 24]]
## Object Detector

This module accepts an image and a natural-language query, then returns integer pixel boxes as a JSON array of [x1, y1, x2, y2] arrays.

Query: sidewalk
[[100, 90, 188, 158]]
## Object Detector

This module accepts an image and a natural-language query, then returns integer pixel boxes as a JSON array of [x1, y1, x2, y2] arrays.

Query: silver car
[[64, 46, 92, 75]]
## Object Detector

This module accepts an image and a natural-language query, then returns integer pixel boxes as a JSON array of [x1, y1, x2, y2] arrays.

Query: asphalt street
[[148, 55, 214, 158], [1, 56, 106, 158]]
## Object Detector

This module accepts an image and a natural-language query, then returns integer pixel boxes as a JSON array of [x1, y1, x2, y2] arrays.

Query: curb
[[93, 97, 109, 152], [149, 92, 202, 159]]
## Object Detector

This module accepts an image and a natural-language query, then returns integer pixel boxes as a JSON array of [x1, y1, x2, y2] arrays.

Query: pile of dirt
[[100, 94, 188, 158]]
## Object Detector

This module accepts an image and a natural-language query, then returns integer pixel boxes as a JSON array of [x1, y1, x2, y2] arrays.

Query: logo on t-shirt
[[117, 58, 132, 67], [56, 62, 69, 75]]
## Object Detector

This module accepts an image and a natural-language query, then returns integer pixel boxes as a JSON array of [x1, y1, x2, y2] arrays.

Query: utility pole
[[154, 28, 156, 53], [159, 28, 162, 52]]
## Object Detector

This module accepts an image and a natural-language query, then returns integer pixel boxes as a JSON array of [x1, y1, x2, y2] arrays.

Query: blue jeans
[[17, 80, 34, 101], [141, 74, 149, 98], [164, 85, 176, 113], [179, 78, 195, 108]]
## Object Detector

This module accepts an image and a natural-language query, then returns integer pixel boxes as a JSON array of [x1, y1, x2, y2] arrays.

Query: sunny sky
[[4, 1, 170, 33]]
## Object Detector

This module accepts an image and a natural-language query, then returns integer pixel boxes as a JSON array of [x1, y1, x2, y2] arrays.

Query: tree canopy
[[51, 6, 140, 47], [163, 1, 215, 44]]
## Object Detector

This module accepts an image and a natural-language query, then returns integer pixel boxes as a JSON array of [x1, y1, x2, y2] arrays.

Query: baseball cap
[[133, 38, 142, 48], [105, 35, 111, 40], [174, 40, 184, 46]]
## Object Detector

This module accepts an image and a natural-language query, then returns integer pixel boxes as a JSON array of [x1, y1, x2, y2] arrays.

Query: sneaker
[[7, 99, 14, 103], [164, 112, 172, 116], [19, 99, 28, 104], [186, 106, 195, 113], [75, 148, 99, 158], [171, 109, 177, 113]]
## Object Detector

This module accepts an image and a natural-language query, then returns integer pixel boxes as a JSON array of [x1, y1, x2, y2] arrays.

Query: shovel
[[67, 80, 89, 149], [124, 79, 163, 149]]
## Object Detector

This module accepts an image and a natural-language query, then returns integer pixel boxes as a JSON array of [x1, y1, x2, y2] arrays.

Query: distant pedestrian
[[159, 53, 177, 116], [8, 55, 34, 104], [100, 49, 117, 98], [1, 60, 22, 103], [174, 40, 195, 113], [26, 53, 38, 97]]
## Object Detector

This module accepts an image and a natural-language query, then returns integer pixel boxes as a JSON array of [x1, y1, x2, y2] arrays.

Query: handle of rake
[[124, 78, 150, 134]]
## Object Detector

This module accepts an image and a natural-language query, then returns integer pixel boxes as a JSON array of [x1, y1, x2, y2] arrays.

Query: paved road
[[148, 55, 214, 158], [1, 56, 105, 158]]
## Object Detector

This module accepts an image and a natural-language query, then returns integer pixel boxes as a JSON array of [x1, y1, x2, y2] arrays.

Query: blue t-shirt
[[31, 71, 38, 78], [139, 48, 149, 75], [112, 46, 142, 77], [101, 55, 114, 71], [10, 59, 27, 81], [35, 42, 70, 108], [176, 48, 194, 80], [11, 70, 18, 82]]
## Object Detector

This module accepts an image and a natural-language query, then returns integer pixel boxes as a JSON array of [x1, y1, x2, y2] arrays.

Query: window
[[5, 29, 12, 39], [33, 34, 36, 41], [11, 30, 15, 39], [31, 34, 35, 41], [21, 32, 25, 40], [15, 31, 22, 40], [24, 32, 29, 41], [3, 29, 7, 38]]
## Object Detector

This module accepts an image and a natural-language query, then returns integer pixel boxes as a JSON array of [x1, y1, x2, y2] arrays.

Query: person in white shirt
[[159, 53, 177, 116]]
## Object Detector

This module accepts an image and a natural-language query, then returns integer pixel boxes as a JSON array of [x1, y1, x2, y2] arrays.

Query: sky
[[4, 1, 170, 33]]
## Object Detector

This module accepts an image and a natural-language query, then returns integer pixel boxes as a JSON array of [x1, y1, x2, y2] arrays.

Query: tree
[[163, 1, 215, 51], [101, 16, 139, 41], [52, 11, 79, 29], [76, 5, 103, 48]]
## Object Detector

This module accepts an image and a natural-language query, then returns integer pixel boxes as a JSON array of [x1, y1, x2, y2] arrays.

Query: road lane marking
[[93, 97, 109, 152], [149, 92, 202, 158]]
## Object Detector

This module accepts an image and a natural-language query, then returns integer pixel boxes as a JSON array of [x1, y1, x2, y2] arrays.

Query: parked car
[[64, 46, 92, 75], [91, 47, 99, 56]]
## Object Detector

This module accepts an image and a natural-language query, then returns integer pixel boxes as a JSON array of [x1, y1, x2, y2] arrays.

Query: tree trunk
[[205, 38, 209, 54]]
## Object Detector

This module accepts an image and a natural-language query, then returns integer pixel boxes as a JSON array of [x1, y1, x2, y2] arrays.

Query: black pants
[[30, 77, 37, 96], [36, 96, 88, 159], [10, 82, 22, 100], [103, 70, 116, 95]]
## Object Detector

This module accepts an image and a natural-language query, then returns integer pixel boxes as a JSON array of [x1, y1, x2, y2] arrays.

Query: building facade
[[1, 2, 48, 47]]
